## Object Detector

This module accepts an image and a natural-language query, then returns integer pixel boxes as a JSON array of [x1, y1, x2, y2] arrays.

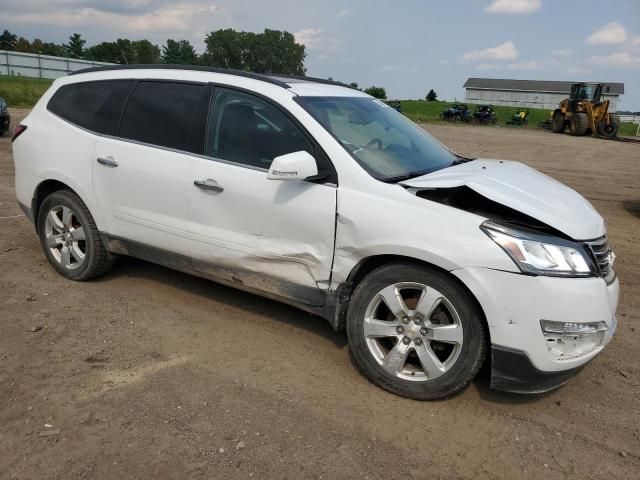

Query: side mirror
[[267, 151, 318, 181]]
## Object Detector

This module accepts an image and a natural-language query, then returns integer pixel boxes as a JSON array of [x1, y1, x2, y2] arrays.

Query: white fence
[[0, 50, 114, 79]]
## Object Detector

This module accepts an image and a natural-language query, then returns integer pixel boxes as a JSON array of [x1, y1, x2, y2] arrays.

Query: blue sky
[[2, 0, 640, 109]]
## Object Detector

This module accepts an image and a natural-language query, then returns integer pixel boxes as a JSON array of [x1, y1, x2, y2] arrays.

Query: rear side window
[[119, 81, 207, 152], [47, 80, 131, 133]]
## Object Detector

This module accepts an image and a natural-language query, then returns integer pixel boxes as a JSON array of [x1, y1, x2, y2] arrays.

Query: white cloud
[[294, 27, 341, 60], [438, 59, 449, 65], [380, 65, 400, 72], [586, 22, 627, 45], [508, 60, 538, 70], [337, 9, 350, 17], [2, 3, 219, 34], [485, 0, 541, 14], [462, 41, 518, 61], [552, 48, 572, 56], [589, 51, 640, 68], [294, 27, 323, 49], [632, 36, 640, 46]]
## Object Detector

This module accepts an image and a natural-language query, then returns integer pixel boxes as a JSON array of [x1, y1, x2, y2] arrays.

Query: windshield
[[296, 96, 457, 181]]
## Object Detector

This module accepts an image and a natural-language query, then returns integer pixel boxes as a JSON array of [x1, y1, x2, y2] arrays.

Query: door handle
[[194, 178, 224, 193], [97, 156, 118, 168]]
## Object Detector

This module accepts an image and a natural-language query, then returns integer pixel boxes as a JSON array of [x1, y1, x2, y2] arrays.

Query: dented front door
[[186, 157, 337, 306]]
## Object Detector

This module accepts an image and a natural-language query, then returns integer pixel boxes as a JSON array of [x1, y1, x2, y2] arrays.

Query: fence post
[[37, 54, 42, 78]]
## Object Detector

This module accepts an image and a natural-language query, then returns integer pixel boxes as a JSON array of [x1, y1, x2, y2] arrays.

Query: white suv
[[13, 66, 618, 399]]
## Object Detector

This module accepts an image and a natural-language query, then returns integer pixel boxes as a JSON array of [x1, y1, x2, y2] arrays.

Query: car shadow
[[95, 257, 347, 349], [622, 199, 640, 219]]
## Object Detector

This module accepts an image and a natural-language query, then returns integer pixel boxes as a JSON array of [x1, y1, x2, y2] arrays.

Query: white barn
[[463, 78, 624, 112]]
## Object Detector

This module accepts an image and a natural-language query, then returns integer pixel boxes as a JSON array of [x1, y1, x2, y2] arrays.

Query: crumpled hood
[[401, 159, 604, 240]]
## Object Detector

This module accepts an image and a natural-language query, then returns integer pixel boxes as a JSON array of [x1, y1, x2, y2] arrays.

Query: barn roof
[[463, 78, 624, 95]]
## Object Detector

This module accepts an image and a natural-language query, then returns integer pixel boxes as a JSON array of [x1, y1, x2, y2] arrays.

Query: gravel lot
[[1, 109, 639, 479]]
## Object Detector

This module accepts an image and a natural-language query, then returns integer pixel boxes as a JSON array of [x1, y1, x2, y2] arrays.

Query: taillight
[[12, 124, 27, 142]]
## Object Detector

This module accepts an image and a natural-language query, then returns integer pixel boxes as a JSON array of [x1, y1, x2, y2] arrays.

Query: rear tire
[[552, 112, 566, 133], [37, 190, 115, 281], [570, 112, 589, 136], [346, 263, 487, 400]]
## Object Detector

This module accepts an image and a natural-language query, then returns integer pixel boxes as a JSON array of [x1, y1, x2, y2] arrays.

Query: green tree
[[15, 37, 32, 53], [202, 28, 306, 74], [31, 38, 44, 54], [364, 86, 387, 99], [202, 29, 244, 69], [0, 29, 17, 50], [65, 33, 86, 58], [349, 82, 361, 90], [426, 89, 438, 101], [131, 39, 160, 64], [85, 42, 122, 63], [161, 39, 197, 65], [41, 42, 66, 57]]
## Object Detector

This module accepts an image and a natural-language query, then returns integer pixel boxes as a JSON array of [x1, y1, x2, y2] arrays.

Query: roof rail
[[70, 64, 291, 88], [269, 73, 359, 90]]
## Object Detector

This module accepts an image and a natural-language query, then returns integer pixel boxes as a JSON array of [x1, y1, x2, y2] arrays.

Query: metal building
[[463, 78, 625, 112]]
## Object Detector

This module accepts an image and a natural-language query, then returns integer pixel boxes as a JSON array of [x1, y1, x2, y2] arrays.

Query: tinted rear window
[[119, 81, 207, 152], [47, 80, 131, 133]]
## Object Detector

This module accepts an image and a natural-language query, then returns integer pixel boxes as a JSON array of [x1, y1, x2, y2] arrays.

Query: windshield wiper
[[380, 169, 434, 183]]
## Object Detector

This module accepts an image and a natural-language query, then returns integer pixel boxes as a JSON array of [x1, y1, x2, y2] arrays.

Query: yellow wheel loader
[[551, 83, 619, 138]]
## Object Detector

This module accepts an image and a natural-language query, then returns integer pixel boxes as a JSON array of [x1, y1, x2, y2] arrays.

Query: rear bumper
[[490, 345, 588, 394]]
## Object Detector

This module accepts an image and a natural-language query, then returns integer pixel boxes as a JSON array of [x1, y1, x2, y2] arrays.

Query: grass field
[[400, 99, 638, 136], [0, 75, 53, 107], [399, 100, 552, 128]]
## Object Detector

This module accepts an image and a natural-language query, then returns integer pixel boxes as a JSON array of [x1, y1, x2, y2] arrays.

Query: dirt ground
[[1, 109, 639, 480]]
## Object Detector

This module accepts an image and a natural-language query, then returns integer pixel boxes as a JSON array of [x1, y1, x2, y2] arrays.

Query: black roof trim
[[269, 74, 359, 90], [70, 64, 291, 89]]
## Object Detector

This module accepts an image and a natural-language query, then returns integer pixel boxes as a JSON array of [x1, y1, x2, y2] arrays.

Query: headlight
[[481, 221, 595, 277]]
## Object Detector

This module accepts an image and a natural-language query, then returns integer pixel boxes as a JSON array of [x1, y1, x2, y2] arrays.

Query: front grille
[[585, 236, 613, 277]]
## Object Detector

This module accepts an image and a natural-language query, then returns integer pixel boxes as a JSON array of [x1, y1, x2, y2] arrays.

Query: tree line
[[0, 28, 306, 75], [0, 28, 413, 99]]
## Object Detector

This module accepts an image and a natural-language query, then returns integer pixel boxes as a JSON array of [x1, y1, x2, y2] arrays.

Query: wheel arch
[[331, 254, 490, 339], [32, 179, 99, 234]]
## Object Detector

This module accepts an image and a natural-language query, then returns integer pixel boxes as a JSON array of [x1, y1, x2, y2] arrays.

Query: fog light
[[540, 320, 608, 335], [540, 320, 608, 360]]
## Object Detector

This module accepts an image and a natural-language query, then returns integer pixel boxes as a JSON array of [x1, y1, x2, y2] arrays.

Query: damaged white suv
[[13, 66, 618, 399]]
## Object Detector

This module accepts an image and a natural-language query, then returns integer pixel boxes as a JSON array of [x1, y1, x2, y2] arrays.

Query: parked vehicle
[[506, 108, 529, 127], [440, 103, 470, 123], [0, 97, 10, 136], [13, 66, 618, 400], [472, 104, 497, 125], [552, 83, 619, 138]]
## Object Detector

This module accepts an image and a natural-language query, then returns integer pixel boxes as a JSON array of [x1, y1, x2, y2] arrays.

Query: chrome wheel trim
[[363, 282, 463, 382], [44, 205, 86, 271]]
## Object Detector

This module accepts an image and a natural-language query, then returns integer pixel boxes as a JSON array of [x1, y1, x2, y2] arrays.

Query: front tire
[[37, 190, 114, 281], [346, 263, 487, 400], [570, 112, 589, 136], [597, 117, 619, 138]]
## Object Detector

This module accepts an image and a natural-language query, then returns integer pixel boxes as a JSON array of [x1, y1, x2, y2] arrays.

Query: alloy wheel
[[363, 282, 463, 382], [44, 205, 86, 270]]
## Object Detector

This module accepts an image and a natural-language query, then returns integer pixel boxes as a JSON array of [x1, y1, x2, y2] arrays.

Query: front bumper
[[491, 345, 590, 394], [453, 266, 618, 393]]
